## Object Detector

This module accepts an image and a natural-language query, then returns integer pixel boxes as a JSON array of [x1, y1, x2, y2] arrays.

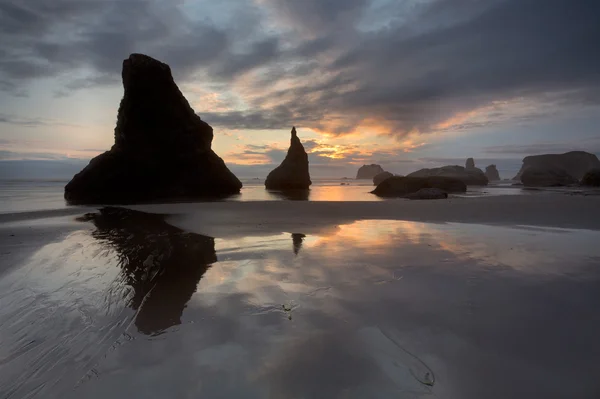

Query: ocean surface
[[0, 178, 534, 215]]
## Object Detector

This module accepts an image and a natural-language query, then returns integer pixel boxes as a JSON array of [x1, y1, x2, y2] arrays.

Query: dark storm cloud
[[0, 0, 273, 92], [1, 0, 599, 138], [483, 137, 600, 156]]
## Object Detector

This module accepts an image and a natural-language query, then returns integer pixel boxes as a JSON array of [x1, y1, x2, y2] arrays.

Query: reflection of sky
[[2, 217, 600, 398]]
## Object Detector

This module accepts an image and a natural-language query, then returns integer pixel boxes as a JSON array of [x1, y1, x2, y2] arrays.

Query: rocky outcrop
[[521, 167, 578, 187], [373, 171, 394, 186], [513, 151, 600, 181], [265, 127, 311, 190], [371, 176, 466, 197], [356, 164, 384, 179], [466, 158, 475, 169], [485, 165, 501, 181], [64, 54, 241, 204], [405, 188, 448, 200], [581, 169, 600, 186], [407, 165, 488, 185]]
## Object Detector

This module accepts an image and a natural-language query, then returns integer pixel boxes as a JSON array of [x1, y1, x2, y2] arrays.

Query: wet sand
[[1, 195, 600, 398]]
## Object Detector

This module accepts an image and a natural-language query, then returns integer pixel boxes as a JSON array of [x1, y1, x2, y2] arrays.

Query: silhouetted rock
[[581, 169, 600, 186], [405, 188, 448, 200], [521, 167, 578, 187], [64, 54, 241, 204], [373, 171, 394, 186], [265, 127, 311, 190], [407, 165, 488, 185], [356, 164, 384, 179], [78, 207, 216, 335], [466, 158, 475, 169], [485, 165, 501, 181], [513, 151, 600, 181], [372, 176, 466, 197]]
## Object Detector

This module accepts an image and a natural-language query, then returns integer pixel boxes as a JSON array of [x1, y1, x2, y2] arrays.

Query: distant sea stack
[[513, 151, 600, 182], [64, 54, 242, 204], [356, 164, 384, 179], [265, 127, 311, 190], [408, 158, 488, 186], [372, 176, 466, 197], [485, 165, 501, 181]]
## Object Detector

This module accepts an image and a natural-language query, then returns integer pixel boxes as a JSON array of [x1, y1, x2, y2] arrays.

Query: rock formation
[[513, 151, 600, 181], [371, 176, 466, 197], [373, 171, 394, 186], [521, 167, 578, 187], [356, 164, 384, 179], [407, 165, 488, 185], [466, 158, 475, 169], [64, 54, 241, 204], [581, 169, 600, 186], [265, 127, 311, 190], [485, 165, 501, 181], [405, 188, 448, 200]]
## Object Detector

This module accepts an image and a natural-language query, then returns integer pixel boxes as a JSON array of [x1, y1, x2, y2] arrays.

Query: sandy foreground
[[126, 194, 600, 237]]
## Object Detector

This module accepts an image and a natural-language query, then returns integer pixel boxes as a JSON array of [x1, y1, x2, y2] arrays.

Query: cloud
[[483, 137, 600, 156], [0, 113, 78, 128], [1, 0, 599, 141]]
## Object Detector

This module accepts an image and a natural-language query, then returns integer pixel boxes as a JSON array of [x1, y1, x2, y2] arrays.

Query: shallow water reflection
[[1, 212, 600, 398]]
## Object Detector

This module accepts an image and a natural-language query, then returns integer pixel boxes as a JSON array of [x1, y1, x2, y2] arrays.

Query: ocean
[[0, 178, 530, 215]]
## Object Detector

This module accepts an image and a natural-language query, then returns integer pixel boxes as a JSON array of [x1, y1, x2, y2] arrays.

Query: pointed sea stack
[[265, 127, 311, 190], [64, 54, 242, 204]]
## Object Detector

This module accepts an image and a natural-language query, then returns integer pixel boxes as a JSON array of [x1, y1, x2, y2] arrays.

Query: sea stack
[[513, 151, 600, 181], [64, 53, 242, 204], [485, 165, 501, 181], [265, 127, 311, 190], [356, 164, 384, 179]]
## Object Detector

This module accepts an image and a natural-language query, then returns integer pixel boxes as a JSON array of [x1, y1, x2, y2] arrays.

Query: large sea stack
[[64, 54, 242, 204], [356, 164, 384, 179], [265, 127, 311, 190], [485, 165, 501, 181], [407, 163, 488, 186], [513, 151, 600, 182]]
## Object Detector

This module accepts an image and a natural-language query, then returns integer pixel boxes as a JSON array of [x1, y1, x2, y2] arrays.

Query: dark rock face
[[356, 164, 384, 179], [513, 151, 600, 181], [265, 127, 311, 190], [521, 167, 578, 187], [466, 158, 475, 169], [64, 54, 242, 204], [405, 188, 448, 200], [580, 169, 600, 186], [373, 171, 394, 186], [372, 176, 466, 197], [407, 165, 488, 185], [485, 165, 501, 181]]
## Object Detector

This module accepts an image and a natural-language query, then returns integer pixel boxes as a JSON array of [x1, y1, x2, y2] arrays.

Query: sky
[[0, 0, 599, 179]]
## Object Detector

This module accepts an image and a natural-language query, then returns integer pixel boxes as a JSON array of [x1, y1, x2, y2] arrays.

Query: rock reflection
[[292, 233, 306, 255], [78, 207, 216, 335], [267, 189, 310, 201]]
